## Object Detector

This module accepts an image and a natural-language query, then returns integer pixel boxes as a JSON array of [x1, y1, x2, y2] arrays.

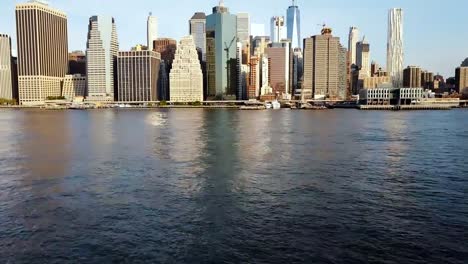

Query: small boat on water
[[271, 100, 281, 109], [265, 102, 272, 109]]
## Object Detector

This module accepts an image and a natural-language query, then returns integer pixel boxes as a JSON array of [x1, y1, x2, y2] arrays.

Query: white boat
[[272, 100, 281, 109], [265, 103, 272, 109]]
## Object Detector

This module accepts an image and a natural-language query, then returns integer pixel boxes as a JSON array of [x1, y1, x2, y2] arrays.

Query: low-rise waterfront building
[[62, 74, 86, 100]]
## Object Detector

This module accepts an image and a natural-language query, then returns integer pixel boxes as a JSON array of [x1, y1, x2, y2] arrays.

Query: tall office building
[[248, 56, 260, 99], [237, 13, 250, 45], [348, 27, 359, 65], [387, 8, 404, 88], [147, 13, 158, 51], [287, 0, 301, 49], [356, 37, 371, 77], [270, 16, 286, 43], [265, 42, 291, 97], [403, 66, 422, 88], [86, 16, 119, 101], [154, 38, 177, 100], [170, 36, 203, 102], [292, 48, 303, 97], [0, 34, 15, 100], [303, 27, 347, 100], [15, 1, 68, 105], [189, 12, 206, 60], [455, 67, 468, 94], [206, 1, 237, 99], [117, 48, 160, 102], [421, 70, 434, 89]]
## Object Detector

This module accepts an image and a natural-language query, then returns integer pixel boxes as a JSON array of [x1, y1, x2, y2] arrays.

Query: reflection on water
[[0, 109, 467, 264]]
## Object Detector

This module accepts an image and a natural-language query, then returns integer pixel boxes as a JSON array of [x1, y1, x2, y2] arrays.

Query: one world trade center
[[287, 0, 301, 49]]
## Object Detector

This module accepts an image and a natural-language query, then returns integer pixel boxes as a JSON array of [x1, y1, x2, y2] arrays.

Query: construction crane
[[224, 36, 237, 96]]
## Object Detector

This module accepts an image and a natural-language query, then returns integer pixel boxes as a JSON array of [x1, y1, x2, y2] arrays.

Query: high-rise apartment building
[[303, 27, 347, 100], [455, 67, 468, 94], [147, 13, 158, 51], [387, 8, 404, 88], [270, 16, 286, 43], [356, 37, 371, 77], [62, 74, 86, 100], [86, 16, 119, 101], [0, 34, 15, 100], [403, 66, 422, 88], [117, 49, 160, 102], [287, 0, 301, 49], [265, 42, 291, 97], [15, 1, 68, 105], [237, 13, 250, 45], [189, 12, 206, 60], [170, 36, 203, 102], [348, 27, 359, 65], [421, 71, 434, 89], [206, 1, 237, 99]]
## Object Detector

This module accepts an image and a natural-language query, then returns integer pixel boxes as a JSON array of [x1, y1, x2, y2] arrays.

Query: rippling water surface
[[0, 109, 467, 263]]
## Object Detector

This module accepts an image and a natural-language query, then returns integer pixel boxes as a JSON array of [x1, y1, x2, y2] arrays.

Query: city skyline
[[0, 0, 466, 77]]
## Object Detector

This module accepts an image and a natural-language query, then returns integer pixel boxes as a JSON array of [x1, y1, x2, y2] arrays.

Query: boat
[[265, 103, 272, 109], [271, 100, 281, 109]]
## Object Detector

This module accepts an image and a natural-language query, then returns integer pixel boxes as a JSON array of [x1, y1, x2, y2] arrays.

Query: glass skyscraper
[[287, 0, 301, 49]]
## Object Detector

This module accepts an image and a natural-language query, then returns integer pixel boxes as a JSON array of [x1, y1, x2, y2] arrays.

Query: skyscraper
[[206, 1, 237, 99], [62, 74, 86, 101], [237, 13, 250, 45], [387, 8, 404, 88], [117, 48, 160, 102], [0, 34, 15, 100], [15, 1, 68, 105], [86, 16, 119, 101], [403, 66, 422, 88], [292, 48, 303, 97], [248, 56, 260, 99], [356, 37, 371, 77], [303, 26, 347, 100], [154, 38, 177, 100], [286, 0, 301, 49], [189, 12, 206, 60], [456, 67, 468, 94], [69, 51, 86, 75], [348, 27, 359, 65], [147, 13, 158, 51], [265, 42, 291, 97], [270, 16, 286, 43], [170, 36, 203, 102]]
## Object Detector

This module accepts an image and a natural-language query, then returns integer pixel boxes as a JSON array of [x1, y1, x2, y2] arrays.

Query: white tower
[[387, 8, 404, 88], [270, 16, 286, 43], [147, 12, 158, 51]]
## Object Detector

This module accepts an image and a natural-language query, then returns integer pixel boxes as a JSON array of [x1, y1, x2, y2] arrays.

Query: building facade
[[86, 16, 119, 101], [189, 12, 206, 60], [348, 27, 359, 65], [15, 1, 68, 105], [170, 36, 203, 102], [62, 74, 86, 100], [421, 71, 434, 89], [286, 0, 301, 49], [206, 1, 237, 99], [303, 27, 347, 100], [147, 13, 158, 51], [248, 56, 260, 99], [292, 48, 303, 97], [117, 50, 160, 102], [270, 16, 286, 43], [0, 34, 15, 100], [69, 51, 86, 75], [387, 8, 404, 88], [403, 66, 422, 88]]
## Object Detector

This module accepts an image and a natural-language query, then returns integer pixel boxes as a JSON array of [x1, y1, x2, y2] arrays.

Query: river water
[[0, 109, 467, 263]]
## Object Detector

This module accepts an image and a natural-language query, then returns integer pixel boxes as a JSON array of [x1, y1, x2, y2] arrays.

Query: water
[[0, 109, 467, 264]]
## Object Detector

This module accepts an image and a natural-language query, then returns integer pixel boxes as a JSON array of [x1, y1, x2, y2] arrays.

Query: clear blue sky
[[0, 0, 466, 77]]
